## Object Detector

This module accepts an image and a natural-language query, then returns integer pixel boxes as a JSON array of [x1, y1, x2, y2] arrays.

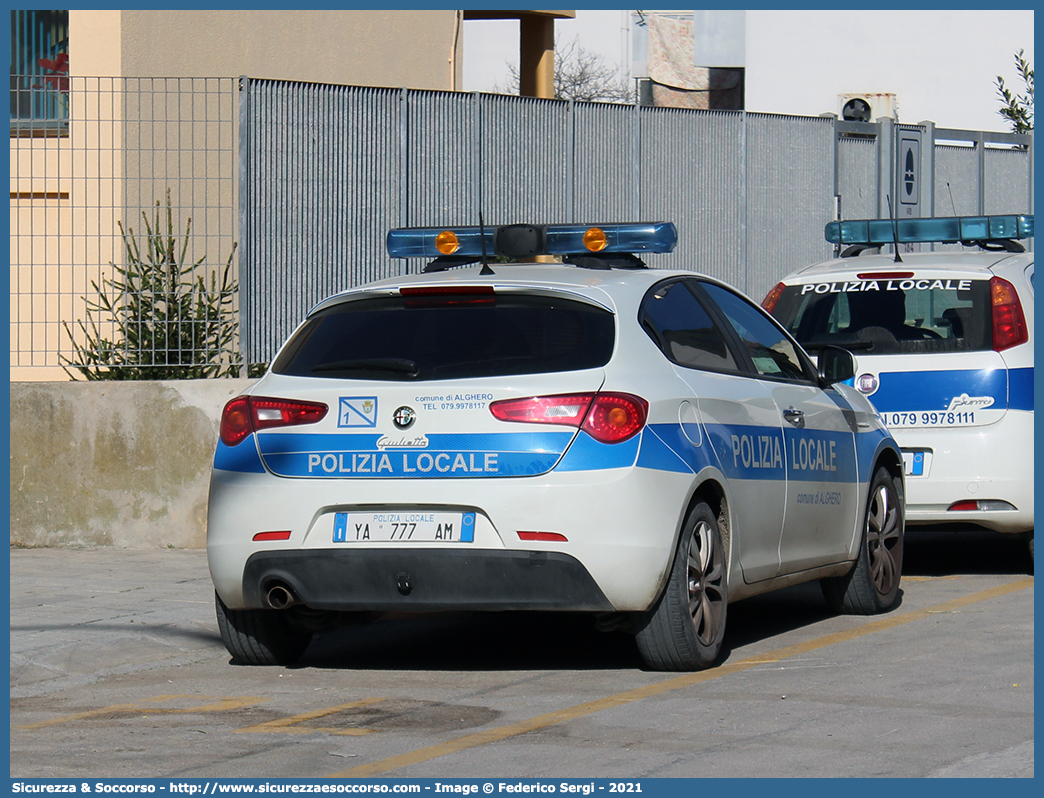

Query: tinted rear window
[[273, 293, 615, 381], [772, 278, 992, 355]]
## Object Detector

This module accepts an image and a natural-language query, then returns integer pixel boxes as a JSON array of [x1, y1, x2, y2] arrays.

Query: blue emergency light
[[387, 222, 678, 260], [825, 214, 1034, 246]]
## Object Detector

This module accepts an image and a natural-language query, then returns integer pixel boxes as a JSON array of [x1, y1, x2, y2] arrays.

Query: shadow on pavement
[[903, 525, 1033, 577], [275, 525, 1032, 672], [298, 610, 644, 671]]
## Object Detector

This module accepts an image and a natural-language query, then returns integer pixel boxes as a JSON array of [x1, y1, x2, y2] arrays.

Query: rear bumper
[[243, 549, 615, 612], [895, 411, 1034, 534], [208, 463, 694, 612]]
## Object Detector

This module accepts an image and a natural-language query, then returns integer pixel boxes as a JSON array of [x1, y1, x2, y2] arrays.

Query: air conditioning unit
[[838, 93, 897, 122]]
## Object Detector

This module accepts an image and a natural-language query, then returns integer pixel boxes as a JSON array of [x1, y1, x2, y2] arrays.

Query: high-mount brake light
[[387, 222, 677, 259], [824, 214, 1034, 246], [990, 276, 1029, 351], [399, 285, 495, 307], [220, 396, 328, 447], [399, 286, 495, 296], [761, 282, 785, 312], [489, 392, 648, 444], [856, 272, 914, 280]]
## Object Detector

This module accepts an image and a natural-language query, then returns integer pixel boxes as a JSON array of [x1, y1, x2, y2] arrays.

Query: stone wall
[[9, 380, 253, 548]]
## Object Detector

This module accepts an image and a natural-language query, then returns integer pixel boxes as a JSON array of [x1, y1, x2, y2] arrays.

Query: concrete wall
[[10, 379, 253, 549], [119, 10, 464, 90]]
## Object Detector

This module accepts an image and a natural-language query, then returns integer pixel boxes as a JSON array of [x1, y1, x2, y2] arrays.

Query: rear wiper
[[311, 358, 419, 376]]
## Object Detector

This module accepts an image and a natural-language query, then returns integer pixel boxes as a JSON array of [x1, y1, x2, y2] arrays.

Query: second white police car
[[764, 215, 1033, 558], [208, 221, 905, 671]]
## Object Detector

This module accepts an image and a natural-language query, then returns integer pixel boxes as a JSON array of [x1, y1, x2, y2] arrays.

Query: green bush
[[62, 191, 263, 380]]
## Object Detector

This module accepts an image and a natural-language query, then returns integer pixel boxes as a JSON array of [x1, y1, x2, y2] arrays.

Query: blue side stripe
[[256, 431, 573, 456], [256, 430, 574, 478], [555, 431, 641, 471], [704, 423, 858, 483], [869, 368, 1027, 412], [854, 426, 894, 484], [215, 422, 880, 484], [213, 436, 265, 473], [1009, 367, 1034, 411], [703, 423, 785, 481], [639, 424, 711, 474]]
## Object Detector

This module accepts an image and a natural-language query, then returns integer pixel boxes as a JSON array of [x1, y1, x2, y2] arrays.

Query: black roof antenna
[[886, 195, 903, 263], [945, 182, 958, 216], [478, 212, 494, 276]]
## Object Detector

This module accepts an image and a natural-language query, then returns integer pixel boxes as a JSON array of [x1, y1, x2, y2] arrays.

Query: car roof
[[310, 263, 739, 315], [782, 249, 1034, 282]]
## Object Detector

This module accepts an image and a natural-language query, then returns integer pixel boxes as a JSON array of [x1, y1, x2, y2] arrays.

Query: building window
[[10, 9, 69, 133]]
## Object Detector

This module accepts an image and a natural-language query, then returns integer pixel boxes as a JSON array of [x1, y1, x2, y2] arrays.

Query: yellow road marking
[[16, 694, 267, 730], [901, 575, 960, 582], [237, 697, 386, 736], [329, 578, 1034, 778]]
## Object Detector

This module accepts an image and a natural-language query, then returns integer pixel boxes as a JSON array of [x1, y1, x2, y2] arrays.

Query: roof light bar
[[387, 222, 677, 260], [825, 214, 1034, 246]]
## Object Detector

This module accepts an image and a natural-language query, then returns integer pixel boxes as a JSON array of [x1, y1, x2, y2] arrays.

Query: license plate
[[333, 511, 475, 543], [902, 451, 926, 477]]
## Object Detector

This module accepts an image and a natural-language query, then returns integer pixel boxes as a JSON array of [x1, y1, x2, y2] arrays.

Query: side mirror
[[817, 345, 855, 386]]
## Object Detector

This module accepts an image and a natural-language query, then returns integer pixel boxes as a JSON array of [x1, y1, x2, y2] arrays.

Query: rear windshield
[[771, 278, 992, 355], [272, 293, 616, 381]]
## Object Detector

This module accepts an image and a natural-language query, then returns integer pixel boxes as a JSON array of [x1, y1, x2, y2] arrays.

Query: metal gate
[[238, 77, 1033, 364]]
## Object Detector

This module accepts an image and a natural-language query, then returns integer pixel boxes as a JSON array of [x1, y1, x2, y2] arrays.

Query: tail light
[[990, 277, 1028, 351], [761, 282, 785, 312], [489, 392, 648, 443], [220, 396, 328, 446], [948, 500, 1017, 513]]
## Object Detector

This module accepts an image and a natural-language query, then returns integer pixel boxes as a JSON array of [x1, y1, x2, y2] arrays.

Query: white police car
[[208, 221, 905, 671], [764, 214, 1033, 556]]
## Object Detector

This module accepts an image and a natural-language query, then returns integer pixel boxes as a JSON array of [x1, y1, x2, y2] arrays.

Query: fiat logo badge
[[856, 373, 879, 395], [393, 406, 416, 429]]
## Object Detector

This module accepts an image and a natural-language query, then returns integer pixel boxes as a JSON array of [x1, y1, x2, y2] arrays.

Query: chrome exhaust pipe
[[266, 584, 298, 610]]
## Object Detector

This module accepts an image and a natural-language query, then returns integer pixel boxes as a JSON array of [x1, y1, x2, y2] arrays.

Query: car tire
[[634, 502, 728, 671], [215, 592, 313, 666], [822, 466, 904, 614]]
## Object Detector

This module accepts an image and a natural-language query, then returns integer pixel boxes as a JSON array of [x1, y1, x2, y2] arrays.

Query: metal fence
[[9, 75, 1034, 376], [240, 78, 1033, 364], [10, 75, 238, 377]]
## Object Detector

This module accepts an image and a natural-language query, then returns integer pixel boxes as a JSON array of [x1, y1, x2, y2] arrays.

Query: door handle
[[783, 407, 805, 428]]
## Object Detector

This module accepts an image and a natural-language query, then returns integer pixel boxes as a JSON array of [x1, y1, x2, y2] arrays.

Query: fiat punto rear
[[765, 214, 1033, 553]]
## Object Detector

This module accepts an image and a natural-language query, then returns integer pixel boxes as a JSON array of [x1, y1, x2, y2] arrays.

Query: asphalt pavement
[[8, 528, 1034, 779]]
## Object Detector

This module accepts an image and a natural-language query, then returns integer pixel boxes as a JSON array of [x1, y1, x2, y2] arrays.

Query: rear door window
[[699, 282, 812, 382], [772, 278, 992, 355], [272, 292, 616, 381], [639, 279, 739, 372]]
